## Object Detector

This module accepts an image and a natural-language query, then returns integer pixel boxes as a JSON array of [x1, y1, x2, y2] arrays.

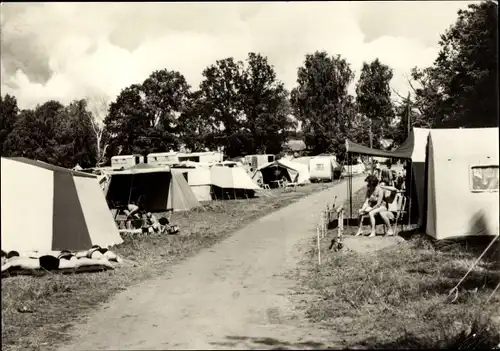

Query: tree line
[[1, 2, 497, 168]]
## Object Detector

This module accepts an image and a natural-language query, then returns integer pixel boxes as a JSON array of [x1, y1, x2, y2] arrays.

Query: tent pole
[[128, 175, 134, 205], [349, 153, 353, 219], [407, 160, 413, 226]]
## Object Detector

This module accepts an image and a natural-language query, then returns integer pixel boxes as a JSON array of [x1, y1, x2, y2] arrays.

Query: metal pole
[[407, 160, 413, 226], [369, 119, 373, 149], [407, 92, 411, 137], [349, 153, 353, 219]]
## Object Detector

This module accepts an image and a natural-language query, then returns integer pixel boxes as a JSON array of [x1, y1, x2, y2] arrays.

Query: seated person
[[142, 212, 162, 234], [123, 202, 141, 229], [355, 173, 395, 237], [123, 202, 140, 218], [159, 213, 180, 235], [355, 175, 380, 235]]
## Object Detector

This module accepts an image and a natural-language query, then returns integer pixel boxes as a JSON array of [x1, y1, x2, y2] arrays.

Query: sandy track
[[58, 177, 365, 350]]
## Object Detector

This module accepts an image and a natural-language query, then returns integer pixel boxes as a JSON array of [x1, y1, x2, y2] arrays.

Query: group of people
[[121, 202, 179, 235], [355, 160, 406, 238]]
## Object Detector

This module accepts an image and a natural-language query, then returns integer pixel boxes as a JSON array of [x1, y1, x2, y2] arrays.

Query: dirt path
[[58, 177, 366, 351]]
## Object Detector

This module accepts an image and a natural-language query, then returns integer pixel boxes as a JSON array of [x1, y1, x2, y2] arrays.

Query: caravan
[[309, 156, 341, 182], [147, 152, 179, 166], [178, 151, 223, 164], [244, 154, 275, 173], [111, 154, 145, 170]]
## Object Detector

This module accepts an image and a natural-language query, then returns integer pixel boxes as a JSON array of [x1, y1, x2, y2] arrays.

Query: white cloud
[[0, 1, 478, 109]]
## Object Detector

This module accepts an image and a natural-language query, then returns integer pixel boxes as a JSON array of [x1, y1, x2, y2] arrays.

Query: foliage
[[409, 1, 498, 128], [2, 99, 97, 168], [355, 58, 395, 148], [290, 51, 355, 156], [104, 69, 191, 157], [391, 93, 433, 146], [191, 53, 293, 157], [0, 94, 19, 155], [2, 2, 496, 164]]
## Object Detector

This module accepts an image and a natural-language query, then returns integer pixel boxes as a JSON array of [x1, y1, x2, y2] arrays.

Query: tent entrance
[[106, 172, 172, 212], [344, 133, 420, 226], [260, 165, 293, 188]]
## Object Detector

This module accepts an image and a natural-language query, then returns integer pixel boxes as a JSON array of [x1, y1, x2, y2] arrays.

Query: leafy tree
[[197, 57, 248, 157], [240, 52, 294, 154], [410, 1, 498, 128], [178, 90, 219, 152], [348, 112, 372, 149], [4, 100, 65, 164], [196, 53, 293, 157], [0, 94, 19, 155], [56, 100, 98, 168], [104, 69, 190, 157], [389, 92, 434, 146], [3, 100, 96, 167], [290, 51, 355, 156], [355, 59, 395, 148]]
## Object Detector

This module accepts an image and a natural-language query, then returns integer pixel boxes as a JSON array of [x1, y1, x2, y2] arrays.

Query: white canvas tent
[[210, 166, 260, 199], [1, 157, 123, 252], [425, 128, 499, 240], [171, 166, 212, 202]]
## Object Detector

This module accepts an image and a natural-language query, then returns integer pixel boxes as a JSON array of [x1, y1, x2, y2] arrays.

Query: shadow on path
[[209, 335, 340, 350]]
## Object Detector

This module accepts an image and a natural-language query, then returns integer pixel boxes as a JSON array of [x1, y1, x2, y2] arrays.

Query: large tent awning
[[345, 131, 415, 159]]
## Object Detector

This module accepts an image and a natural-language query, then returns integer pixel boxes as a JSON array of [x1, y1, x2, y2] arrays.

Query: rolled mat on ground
[[1, 246, 126, 278]]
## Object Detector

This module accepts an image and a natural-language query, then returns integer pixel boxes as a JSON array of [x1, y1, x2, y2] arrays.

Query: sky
[[1, 1, 479, 111]]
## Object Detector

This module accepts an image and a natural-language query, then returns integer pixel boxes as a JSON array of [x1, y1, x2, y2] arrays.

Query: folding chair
[[383, 193, 408, 234], [285, 182, 298, 192]]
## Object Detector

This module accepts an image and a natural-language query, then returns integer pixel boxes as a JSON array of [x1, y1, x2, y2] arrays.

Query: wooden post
[[323, 208, 327, 238], [339, 208, 344, 239], [317, 226, 321, 265]]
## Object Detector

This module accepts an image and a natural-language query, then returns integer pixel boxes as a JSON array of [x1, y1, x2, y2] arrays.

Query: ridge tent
[[252, 159, 310, 188], [309, 156, 341, 182], [425, 128, 499, 240], [171, 165, 212, 202], [106, 164, 200, 212], [210, 165, 260, 199], [1, 157, 123, 253]]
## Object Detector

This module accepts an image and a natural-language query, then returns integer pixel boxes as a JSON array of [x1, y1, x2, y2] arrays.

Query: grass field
[[297, 188, 500, 349], [1, 183, 333, 351]]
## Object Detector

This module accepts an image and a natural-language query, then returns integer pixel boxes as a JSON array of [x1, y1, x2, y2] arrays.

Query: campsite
[[1, 1, 499, 350]]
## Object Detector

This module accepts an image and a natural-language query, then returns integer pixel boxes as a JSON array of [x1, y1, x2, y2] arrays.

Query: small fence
[[315, 195, 346, 265]]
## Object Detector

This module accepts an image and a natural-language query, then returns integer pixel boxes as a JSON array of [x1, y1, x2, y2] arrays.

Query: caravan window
[[470, 165, 499, 192], [267, 155, 275, 162]]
